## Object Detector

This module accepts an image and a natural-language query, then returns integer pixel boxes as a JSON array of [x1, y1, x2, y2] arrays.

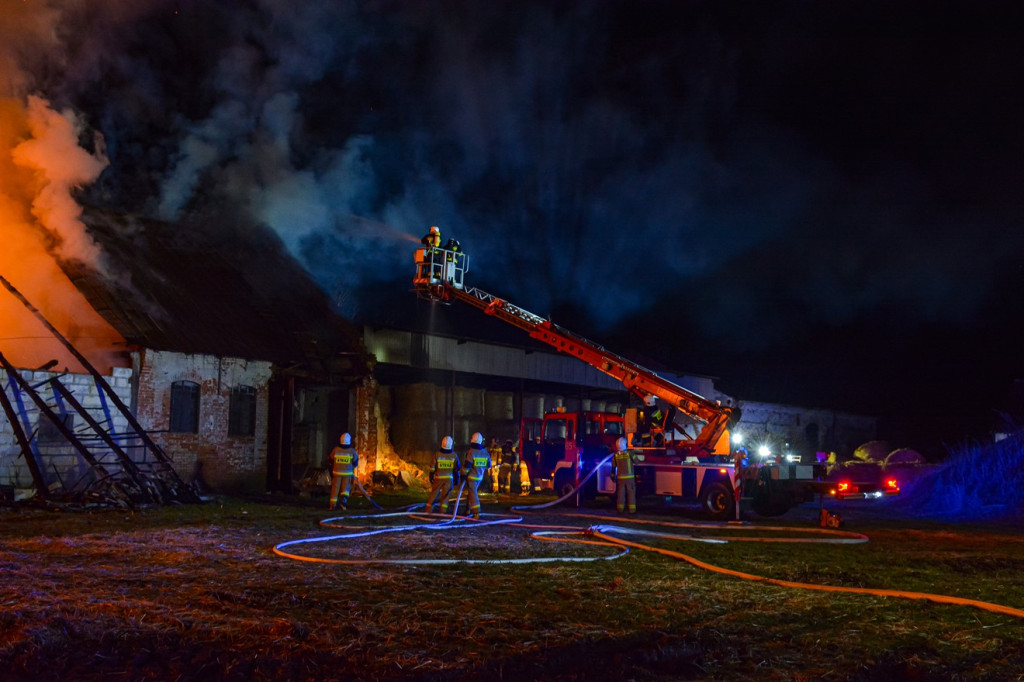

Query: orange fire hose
[[577, 525, 1024, 620]]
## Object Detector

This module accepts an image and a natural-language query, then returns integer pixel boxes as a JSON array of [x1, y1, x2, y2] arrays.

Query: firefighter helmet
[[471, 432, 484, 445], [340, 433, 352, 446], [644, 394, 657, 407], [429, 225, 439, 234], [441, 436, 454, 451], [616, 437, 627, 451]]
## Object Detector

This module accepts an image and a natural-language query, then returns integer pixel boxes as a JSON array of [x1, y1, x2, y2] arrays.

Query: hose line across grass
[[274, 467, 1024, 620]]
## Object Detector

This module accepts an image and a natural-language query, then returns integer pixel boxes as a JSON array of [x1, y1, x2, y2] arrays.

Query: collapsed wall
[[0, 366, 132, 491]]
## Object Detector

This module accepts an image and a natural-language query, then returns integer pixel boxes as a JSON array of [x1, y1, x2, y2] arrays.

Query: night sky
[[3, 0, 1022, 456]]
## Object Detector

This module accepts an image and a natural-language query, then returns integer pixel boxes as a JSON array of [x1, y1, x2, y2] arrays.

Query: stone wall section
[[0, 367, 133, 490], [734, 400, 877, 460]]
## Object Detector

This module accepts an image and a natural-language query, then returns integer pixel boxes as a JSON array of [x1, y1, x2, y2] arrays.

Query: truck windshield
[[584, 417, 623, 436], [544, 419, 567, 441], [603, 421, 623, 436]]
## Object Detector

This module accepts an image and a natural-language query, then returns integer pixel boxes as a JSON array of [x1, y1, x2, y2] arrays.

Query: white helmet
[[616, 437, 627, 451], [441, 436, 454, 451], [430, 225, 440, 234], [471, 432, 484, 445], [644, 395, 657, 407], [340, 433, 352, 446]]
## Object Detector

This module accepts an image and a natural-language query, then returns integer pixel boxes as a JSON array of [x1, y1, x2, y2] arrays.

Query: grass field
[[1, 489, 1022, 681]]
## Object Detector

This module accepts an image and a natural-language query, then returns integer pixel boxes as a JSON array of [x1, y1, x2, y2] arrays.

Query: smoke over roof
[[2, 1, 1022, 444]]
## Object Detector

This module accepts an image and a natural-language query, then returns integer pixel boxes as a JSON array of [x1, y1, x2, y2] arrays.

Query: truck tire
[[554, 471, 576, 502], [700, 481, 733, 520]]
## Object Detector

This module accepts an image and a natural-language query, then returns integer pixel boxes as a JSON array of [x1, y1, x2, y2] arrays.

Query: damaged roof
[[66, 206, 368, 381]]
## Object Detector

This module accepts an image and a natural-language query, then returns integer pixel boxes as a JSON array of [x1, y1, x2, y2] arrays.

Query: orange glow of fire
[[1, 96, 126, 374]]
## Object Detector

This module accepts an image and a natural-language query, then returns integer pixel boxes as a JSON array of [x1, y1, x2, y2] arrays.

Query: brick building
[[60, 207, 369, 495]]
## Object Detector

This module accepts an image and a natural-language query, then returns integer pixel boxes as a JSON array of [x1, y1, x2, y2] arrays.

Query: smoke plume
[[1, 0, 1021, 427]]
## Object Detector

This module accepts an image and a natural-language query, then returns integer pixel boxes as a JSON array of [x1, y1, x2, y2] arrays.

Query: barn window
[[228, 385, 257, 437], [169, 381, 200, 433]]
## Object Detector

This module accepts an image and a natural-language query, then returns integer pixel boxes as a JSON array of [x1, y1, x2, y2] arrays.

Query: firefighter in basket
[[420, 225, 441, 249], [463, 432, 493, 520], [424, 436, 461, 514], [611, 437, 637, 516], [329, 433, 359, 511], [420, 225, 443, 278]]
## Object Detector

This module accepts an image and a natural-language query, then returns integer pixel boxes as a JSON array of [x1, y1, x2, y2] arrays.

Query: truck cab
[[522, 409, 625, 497]]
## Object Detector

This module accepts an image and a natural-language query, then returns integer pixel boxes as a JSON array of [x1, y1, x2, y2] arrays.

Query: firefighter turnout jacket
[[464, 444, 492, 482], [612, 446, 637, 515], [463, 442, 492, 519], [331, 446, 359, 477], [329, 444, 359, 510], [425, 445, 461, 513], [431, 448, 461, 482], [612, 448, 634, 480]]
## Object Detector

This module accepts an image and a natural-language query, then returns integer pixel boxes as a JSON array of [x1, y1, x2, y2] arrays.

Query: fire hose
[[274, 462, 1024, 620]]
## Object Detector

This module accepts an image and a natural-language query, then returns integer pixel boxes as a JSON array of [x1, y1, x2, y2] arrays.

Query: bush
[[894, 433, 1024, 521]]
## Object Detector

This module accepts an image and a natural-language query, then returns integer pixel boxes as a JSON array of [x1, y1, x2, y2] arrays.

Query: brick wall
[[133, 350, 273, 492], [0, 367, 133, 490], [355, 375, 378, 474]]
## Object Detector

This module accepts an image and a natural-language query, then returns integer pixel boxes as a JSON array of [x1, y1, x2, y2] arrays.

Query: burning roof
[[65, 205, 369, 381]]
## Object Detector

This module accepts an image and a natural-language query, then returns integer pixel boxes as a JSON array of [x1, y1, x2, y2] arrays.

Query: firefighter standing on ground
[[463, 432, 493, 519], [329, 433, 359, 511], [498, 439, 517, 493], [487, 437, 503, 493], [424, 436, 461, 514], [612, 437, 637, 515], [528, 435, 543, 491]]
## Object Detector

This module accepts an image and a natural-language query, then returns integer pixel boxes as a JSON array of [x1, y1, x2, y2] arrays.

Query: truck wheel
[[700, 482, 733, 520], [553, 472, 576, 502]]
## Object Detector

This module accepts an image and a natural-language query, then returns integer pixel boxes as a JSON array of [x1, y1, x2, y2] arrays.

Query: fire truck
[[413, 245, 899, 519]]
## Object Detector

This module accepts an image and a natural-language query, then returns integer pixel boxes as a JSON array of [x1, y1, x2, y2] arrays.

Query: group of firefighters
[[327, 431, 638, 518]]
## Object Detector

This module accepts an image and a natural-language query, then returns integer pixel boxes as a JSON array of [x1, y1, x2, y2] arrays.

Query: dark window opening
[[170, 381, 200, 433], [229, 385, 257, 437]]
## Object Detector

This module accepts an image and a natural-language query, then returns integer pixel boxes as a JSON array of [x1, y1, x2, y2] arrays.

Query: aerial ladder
[[414, 243, 900, 520], [413, 245, 734, 459]]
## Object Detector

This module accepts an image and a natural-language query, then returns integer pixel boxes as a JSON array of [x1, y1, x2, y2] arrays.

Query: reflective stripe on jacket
[[612, 450, 635, 479], [331, 446, 358, 476], [464, 445, 492, 482], [432, 450, 461, 479]]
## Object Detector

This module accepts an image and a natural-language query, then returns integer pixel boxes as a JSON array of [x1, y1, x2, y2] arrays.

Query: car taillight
[[835, 481, 859, 495], [885, 478, 899, 490]]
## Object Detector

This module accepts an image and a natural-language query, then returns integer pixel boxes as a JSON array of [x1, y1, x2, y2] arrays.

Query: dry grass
[[1, 491, 1023, 681]]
